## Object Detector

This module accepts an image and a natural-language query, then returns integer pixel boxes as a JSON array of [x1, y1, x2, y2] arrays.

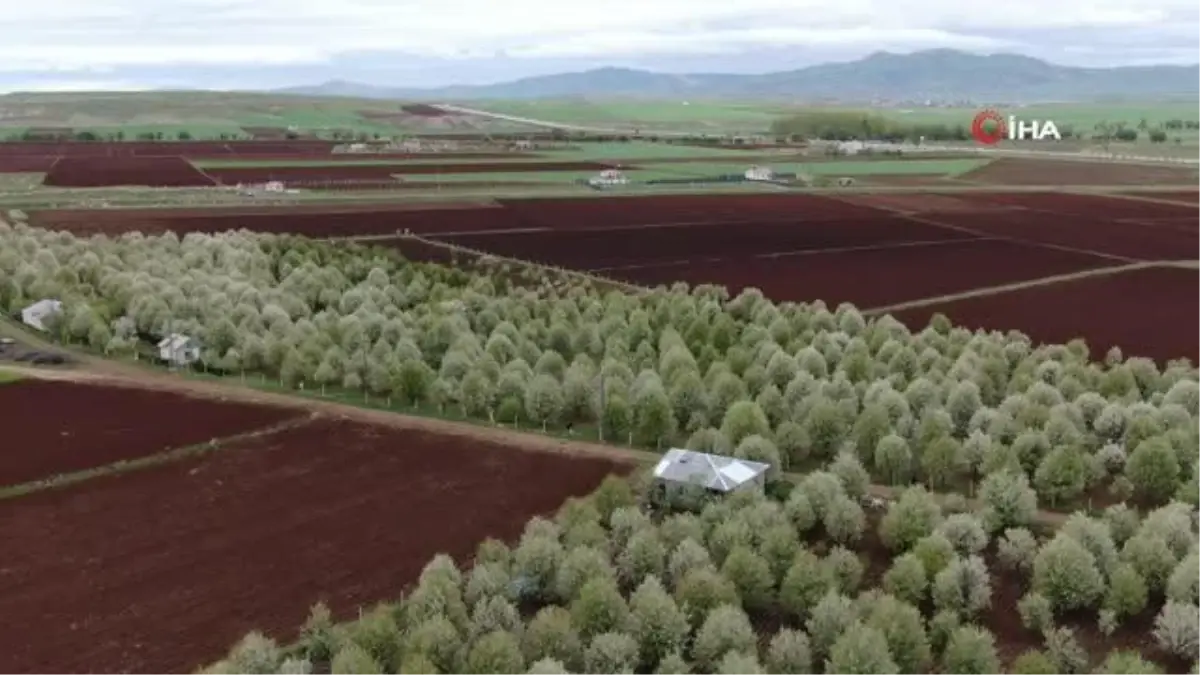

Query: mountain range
[[275, 49, 1200, 102]]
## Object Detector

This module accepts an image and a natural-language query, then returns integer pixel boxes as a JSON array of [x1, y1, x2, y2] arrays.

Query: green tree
[[825, 623, 898, 674], [941, 627, 1000, 674]]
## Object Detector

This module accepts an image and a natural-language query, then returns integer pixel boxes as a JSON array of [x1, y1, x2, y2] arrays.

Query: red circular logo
[[971, 110, 1007, 145]]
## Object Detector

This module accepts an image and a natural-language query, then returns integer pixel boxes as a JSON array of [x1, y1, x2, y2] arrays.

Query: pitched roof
[[23, 299, 62, 314], [157, 333, 197, 350], [653, 448, 770, 492]]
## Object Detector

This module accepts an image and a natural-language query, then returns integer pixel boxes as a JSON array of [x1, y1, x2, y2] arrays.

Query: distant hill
[[275, 49, 1200, 101]]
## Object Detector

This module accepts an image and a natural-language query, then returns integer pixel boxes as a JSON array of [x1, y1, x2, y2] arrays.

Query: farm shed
[[588, 169, 629, 187], [837, 140, 866, 155], [20, 299, 63, 332], [158, 333, 201, 367], [744, 165, 776, 181], [652, 448, 770, 497]]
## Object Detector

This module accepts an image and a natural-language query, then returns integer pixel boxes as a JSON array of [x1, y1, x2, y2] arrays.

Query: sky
[[2, 0, 1197, 91]]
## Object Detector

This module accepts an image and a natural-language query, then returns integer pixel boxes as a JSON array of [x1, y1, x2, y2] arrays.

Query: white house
[[653, 448, 770, 495], [837, 140, 866, 155], [262, 181, 285, 193], [158, 333, 201, 367], [744, 165, 776, 181], [588, 169, 629, 187], [20, 299, 63, 332]]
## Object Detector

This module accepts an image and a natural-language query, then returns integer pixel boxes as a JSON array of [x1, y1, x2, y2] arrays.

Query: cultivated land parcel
[[0, 92, 1197, 674]]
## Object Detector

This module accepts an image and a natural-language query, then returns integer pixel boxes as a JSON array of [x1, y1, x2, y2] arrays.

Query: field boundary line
[[862, 261, 1160, 315], [835, 194, 1142, 264], [390, 232, 651, 294], [1060, 189, 1200, 209], [0, 410, 321, 500], [331, 226, 553, 242], [586, 237, 996, 273]]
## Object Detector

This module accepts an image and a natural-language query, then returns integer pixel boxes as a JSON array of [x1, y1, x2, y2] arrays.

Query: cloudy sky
[[2, 0, 1197, 91]]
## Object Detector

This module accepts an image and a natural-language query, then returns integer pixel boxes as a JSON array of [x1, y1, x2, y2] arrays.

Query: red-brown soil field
[[202, 161, 619, 185], [837, 193, 1013, 213], [0, 155, 60, 172], [0, 418, 629, 673], [1120, 190, 1200, 203], [0, 380, 297, 486], [497, 193, 890, 227], [42, 156, 218, 187], [959, 157, 1198, 185], [0, 140, 343, 158], [427, 216, 974, 269], [400, 103, 448, 116], [914, 209, 1196, 261], [894, 266, 1199, 363], [958, 191, 1199, 219], [604, 238, 1117, 309]]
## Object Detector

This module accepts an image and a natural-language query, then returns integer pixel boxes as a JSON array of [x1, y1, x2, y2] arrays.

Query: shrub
[[715, 651, 763, 675], [628, 577, 689, 671], [932, 555, 991, 617], [653, 651, 690, 675], [691, 604, 757, 671], [297, 602, 338, 665], [330, 644, 382, 675], [405, 617, 463, 673], [1017, 592, 1054, 633], [571, 577, 629, 639], [465, 630, 525, 674], [780, 549, 832, 620], [1154, 601, 1200, 659], [825, 622, 898, 674], [222, 632, 284, 674], [941, 626, 1000, 674], [526, 657, 569, 674], [978, 469, 1038, 533], [1011, 649, 1056, 674], [556, 547, 616, 603], [879, 486, 943, 551], [863, 594, 931, 673], [619, 530, 667, 590], [1043, 626, 1087, 674], [721, 545, 774, 610], [805, 591, 856, 660], [522, 607, 583, 672], [1032, 534, 1105, 613], [1098, 650, 1164, 674], [583, 632, 638, 674], [822, 495, 866, 545], [1127, 436, 1182, 503], [997, 527, 1039, 574], [935, 513, 989, 555], [765, 628, 812, 674], [1168, 551, 1200, 604], [912, 533, 956, 579], [1122, 533, 1178, 593], [674, 567, 739, 628], [883, 553, 928, 606], [1104, 563, 1148, 619], [823, 546, 864, 595]]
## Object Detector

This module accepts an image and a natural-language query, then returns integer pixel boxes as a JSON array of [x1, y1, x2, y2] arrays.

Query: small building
[[157, 333, 201, 367], [653, 448, 770, 497], [20, 299, 63, 332], [744, 165, 776, 181], [262, 180, 285, 193], [588, 169, 628, 187], [837, 140, 866, 155]]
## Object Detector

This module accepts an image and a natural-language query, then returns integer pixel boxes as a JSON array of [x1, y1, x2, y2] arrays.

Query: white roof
[[157, 333, 196, 350], [653, 448, 770, 492], [23, 299, 62, 313]]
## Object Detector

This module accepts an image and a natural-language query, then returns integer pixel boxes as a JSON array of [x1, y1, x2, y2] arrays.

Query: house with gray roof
[[652, 448, 770, 497]]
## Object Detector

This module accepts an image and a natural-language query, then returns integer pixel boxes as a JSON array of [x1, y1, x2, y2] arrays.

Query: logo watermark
[[971, 109, 1062, 144]]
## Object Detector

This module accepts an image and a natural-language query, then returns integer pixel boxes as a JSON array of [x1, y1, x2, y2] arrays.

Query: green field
[[467, 99, 790, 133], [639, 158, 987, 177]]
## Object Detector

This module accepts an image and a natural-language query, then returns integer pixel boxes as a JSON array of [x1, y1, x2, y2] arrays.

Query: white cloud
[[0, 0, 1194, 74]]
